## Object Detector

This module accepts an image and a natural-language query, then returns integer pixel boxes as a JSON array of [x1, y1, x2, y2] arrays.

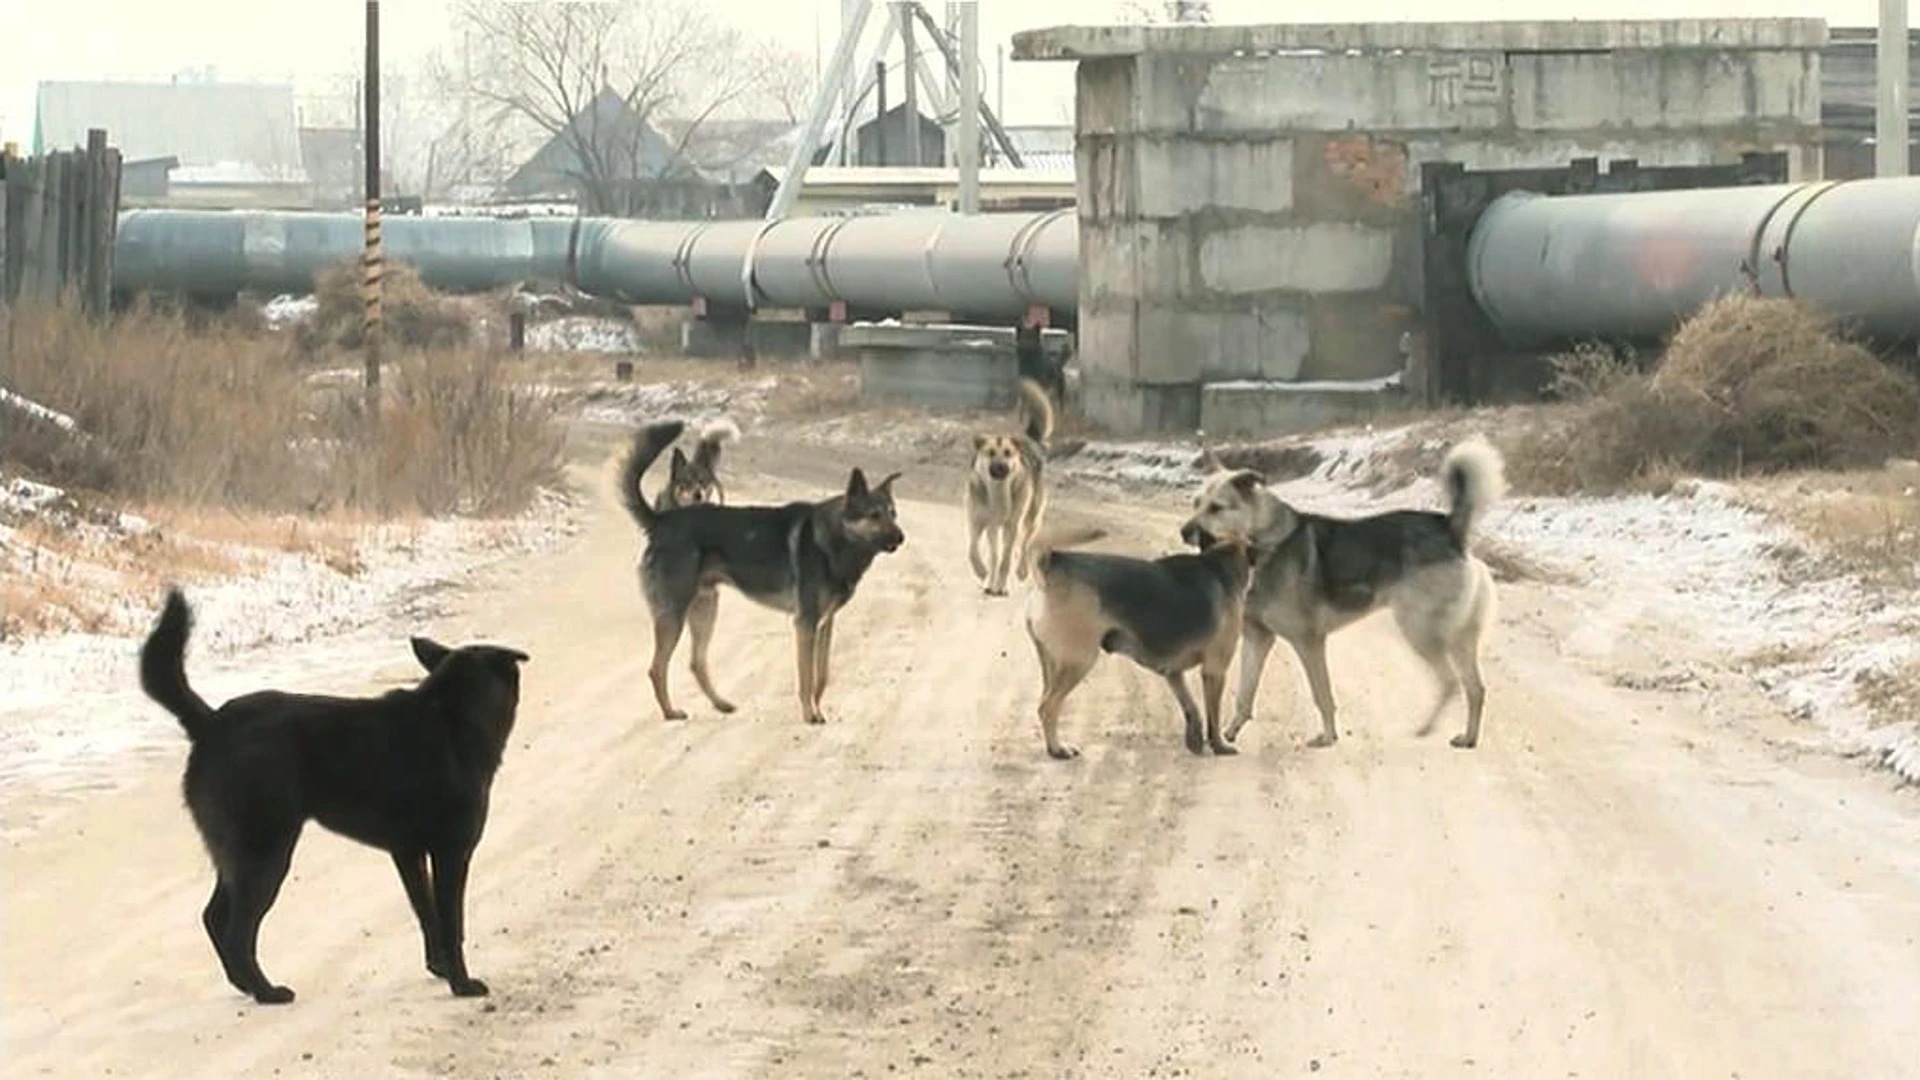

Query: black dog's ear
[[491, 647, 530, 671], [876, 471, 902, 493], [411, 636, 453, 672], [1231, 470, 1266, 494], [669, 447, 689, 473], [846, 467, 870, 499]]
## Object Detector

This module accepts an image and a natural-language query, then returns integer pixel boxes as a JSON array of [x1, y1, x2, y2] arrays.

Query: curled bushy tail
[[620, 420, 686, 532], [140, 588, 214, 741], [1442, 435, 1507, 546], [693, 416, 740, 472], [1018, 379, 1054, 448], [1025, 523, 1107, 581]]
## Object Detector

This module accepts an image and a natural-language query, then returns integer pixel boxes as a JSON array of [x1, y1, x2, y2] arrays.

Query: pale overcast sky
[[0, 0, 1889, 148]]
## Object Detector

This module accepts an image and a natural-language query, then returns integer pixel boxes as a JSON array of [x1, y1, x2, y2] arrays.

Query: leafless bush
[[299, 258, 473, 353], [1509, 296, 1920, 494]]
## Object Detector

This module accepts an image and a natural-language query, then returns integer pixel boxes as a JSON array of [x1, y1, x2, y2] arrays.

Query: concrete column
[[1880, 0, 1910, 177]]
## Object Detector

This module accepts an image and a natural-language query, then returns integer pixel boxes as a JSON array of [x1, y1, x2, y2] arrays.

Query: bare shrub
[[1509, 296, 1920, 494], [1, 299, 564, 518], [299, 259, 473, 353]]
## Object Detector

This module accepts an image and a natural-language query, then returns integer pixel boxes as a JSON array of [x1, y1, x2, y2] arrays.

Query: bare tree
[[448, 0, 799, 214]]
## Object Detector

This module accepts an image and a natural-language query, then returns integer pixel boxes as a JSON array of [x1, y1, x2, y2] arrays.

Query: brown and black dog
[[621, 420, 905, 725], [1023, 526, 1255, 760]]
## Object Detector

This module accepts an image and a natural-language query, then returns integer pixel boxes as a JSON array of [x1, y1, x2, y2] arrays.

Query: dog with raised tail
[[966, 379, 1054, 597], [1023, 523, 1257, 761], [655, 416, 740, 511], [1181, 435, 1506, 750], [139, 587, 529, 1005], [620, 419, 905, 725]]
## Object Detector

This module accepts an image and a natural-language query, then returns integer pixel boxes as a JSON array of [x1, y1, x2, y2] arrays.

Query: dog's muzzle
[[878, 527, 905, 552], [988, 461, 1010, 480], [1180, 522, 1215, 548]]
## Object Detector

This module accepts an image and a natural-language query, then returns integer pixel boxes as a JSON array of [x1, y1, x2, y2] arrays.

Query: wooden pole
[[362, 0, 385, 426], [83, 129, 108, 315]]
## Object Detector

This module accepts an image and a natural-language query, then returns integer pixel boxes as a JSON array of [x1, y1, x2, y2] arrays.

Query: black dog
[[1015, 322, 1068, 407], [139, 588, 530, 1004], [620, 420, 905, 725]]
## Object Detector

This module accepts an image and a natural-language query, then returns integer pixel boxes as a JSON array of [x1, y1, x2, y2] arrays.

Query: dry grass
[[1, 298, 565, 518], [299, 259, 473, 354], [1853, 655, 1920, 729], [1736, 464, 1920, 586], [1509, 296, 1920, 495]]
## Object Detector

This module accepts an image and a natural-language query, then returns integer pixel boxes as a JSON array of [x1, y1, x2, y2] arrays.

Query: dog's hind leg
[[393, 850, 446, 978], [1201, 667, 1236, 756], [1406, 634, 1462, 741], [793, 617, 828, 725], [1290, 634, 1341, 748], [218, 840, 299, 1004], [648, 610, 691, 720], [428, 844, 489, 997], [686, 586, 737, 714], [1225, 622, 1276, 743], [1030, 629, 1096, 760], [200, 879, 249, 994], [1449, 633, 1488, 749], [1164, 673, 1208, 756]]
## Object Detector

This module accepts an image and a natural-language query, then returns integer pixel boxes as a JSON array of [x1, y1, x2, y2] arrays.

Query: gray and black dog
[[139, 587, 529, 1005], [1022, 525, 1256, 761], [1181, 436, 1505, 750], [620, 420, 905, 725], [654, 417, 739, 512]]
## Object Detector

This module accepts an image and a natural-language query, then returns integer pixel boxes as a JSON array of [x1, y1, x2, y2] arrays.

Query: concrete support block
[[810, 321, 844, 361], [1134, 305, 1310, 384], [1075, 308, 1140, 382], [1306, 296, 1421, 381], [843, 323, 1073, 411], [1196, 53, 1508, 134], [1198, 223, 1395, 295], [1084, 374, 1202, 435], [747, 320, 813, 358], [1082, 220, 1193, 303], [1509, 51, 1819, 132], [682, 317, 746, 357], [1200, 380, 1410, 438], [1134, 137, 1294, 217]]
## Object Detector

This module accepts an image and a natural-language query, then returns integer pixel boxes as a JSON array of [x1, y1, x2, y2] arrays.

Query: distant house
[[34, 79, 310, 209], [825, 103, 945, 168], [996, 125, 1075, 172], [497, 85, 738, 217], [658, 117, 802, 186]]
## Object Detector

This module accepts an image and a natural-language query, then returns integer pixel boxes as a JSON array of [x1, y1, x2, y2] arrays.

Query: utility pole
[[362, 0, 385, 426], [1879, 0, 1910, 177], [957, 1, 979, 213]]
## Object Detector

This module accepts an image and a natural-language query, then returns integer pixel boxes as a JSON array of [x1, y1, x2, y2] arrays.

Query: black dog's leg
[[201, 879, 249, 994], [429, 845, 488, 997], [1164, 673, 1207, 755], [1201, 668, 1237, 756], [220, 842, 298, 1005], [393, 851, 446, 977]]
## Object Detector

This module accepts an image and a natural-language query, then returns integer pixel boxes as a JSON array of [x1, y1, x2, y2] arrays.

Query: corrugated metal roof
[[760, 165, 1075, 187], [34, 80, 306, 181]]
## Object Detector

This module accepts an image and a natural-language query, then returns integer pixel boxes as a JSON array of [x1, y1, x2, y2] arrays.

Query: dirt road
[[7, 428, 1920, 1079]]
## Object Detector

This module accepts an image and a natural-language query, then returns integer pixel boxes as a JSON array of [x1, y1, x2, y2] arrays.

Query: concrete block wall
[[1015, 19, 1827, 435]]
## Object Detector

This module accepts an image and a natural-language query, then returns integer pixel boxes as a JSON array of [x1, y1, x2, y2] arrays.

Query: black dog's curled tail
[[620, 420, 687, 532], [140, 588, 215, 741]]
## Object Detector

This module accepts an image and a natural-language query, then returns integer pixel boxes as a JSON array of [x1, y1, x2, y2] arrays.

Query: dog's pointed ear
[[669, 447, 689, 473], [877, 471, 903, 493], [1231, 470, 1266, 494], [494, 647, 530, 669], [411, 636, 453, 672], [846, 467, 870, 499], [973, 433, 990, 451]]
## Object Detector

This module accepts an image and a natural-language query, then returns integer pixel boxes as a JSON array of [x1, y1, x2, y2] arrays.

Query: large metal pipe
[[1467, 177, 1920, 346], [116, 207, 1080, 321], [114, 209, 573, 296]]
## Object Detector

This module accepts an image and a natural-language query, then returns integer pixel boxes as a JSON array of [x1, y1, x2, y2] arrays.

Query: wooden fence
[[0, 128, 123, 317]]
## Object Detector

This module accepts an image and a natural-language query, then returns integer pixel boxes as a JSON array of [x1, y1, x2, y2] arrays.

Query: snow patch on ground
[[1060, 422, 1920, 785], [261, 293, 318, 328], [0, 387, 83, 434], [527, 316, 643, 355], [569, 377, 777, 430], [0, 478, 583, 807]]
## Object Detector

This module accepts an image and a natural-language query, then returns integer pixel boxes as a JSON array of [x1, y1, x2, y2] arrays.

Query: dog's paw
[[805, 713, 828, 725], [713, 699, 738, 715], [253, 985, 296, 1005], [662, 708, 688, 721], [450, 977, 490, 998], [1449, 734, 1478, 750], [1184, 730, 1207, 756], [1306, 733, 1338, 749], [1209, 739, 1239, 757], [1046, 743, 1081, 760]]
